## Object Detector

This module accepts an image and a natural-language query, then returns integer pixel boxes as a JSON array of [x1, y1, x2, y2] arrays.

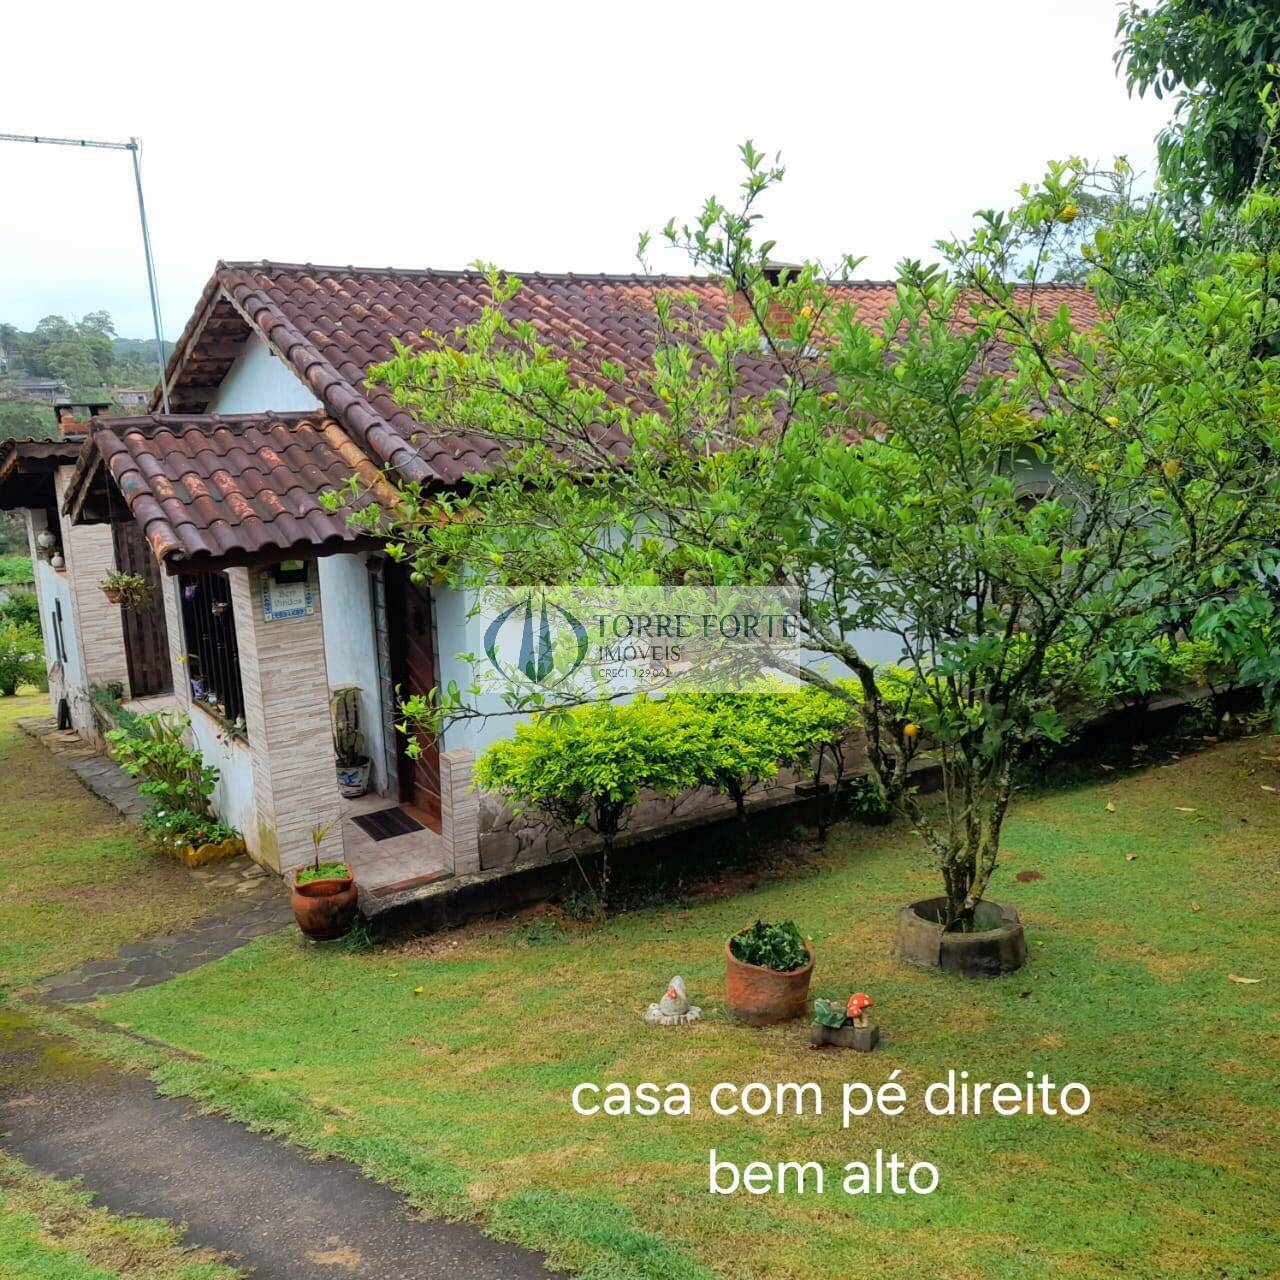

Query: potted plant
[[725, 919, 814, 1025], [331, 686, 371, 798], [99, 571, 153, 610], [290, 819, 358, 941]]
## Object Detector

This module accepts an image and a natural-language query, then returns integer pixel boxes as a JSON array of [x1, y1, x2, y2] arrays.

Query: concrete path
[[0, 1011, 561, 1279]]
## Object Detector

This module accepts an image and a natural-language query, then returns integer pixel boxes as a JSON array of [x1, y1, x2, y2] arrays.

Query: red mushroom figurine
[[846, 992, 874, 1028]]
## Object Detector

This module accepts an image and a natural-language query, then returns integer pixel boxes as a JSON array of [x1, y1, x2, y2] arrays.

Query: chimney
[[52, 401, 112, 437], [728, 261, 809, 342]]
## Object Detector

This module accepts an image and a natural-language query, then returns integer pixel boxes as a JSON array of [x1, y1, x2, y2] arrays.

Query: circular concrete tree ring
[[895, 896, 1027, 977]]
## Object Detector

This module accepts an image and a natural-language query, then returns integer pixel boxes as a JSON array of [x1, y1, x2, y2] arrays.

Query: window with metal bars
[[178, 572, 246, 733]]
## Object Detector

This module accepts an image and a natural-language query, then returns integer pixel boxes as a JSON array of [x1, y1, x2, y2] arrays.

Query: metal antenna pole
[[127, 139, 170, 413], [0, 132, 171, 412]]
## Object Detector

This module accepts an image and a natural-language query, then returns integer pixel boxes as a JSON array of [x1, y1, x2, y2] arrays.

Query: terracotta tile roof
[[158, 262, 1100, 488], [62, 414, 399, 573], [0, 436, 86, 510]]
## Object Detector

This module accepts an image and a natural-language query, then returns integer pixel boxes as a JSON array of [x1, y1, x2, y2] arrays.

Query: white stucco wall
[[207, 332, 321, 416], [153, 575, 259, 850], [26, 508, 82, 719], [208, 334, 390, 794], [319, 553, 388, 793], [200, 329, 915, 766], [188, 703, 257, 841]]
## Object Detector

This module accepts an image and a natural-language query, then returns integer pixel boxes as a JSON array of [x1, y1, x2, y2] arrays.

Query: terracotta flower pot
[[102, 586, 124, 604], [724, 933, 815, 1026], [291, 869, 359, 941]]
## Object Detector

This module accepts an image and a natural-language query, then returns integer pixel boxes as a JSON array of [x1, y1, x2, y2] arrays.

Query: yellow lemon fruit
[[1105, 415, 1120, 427], [903, 723, 920, 741], [1058, 204, 1079, 224]]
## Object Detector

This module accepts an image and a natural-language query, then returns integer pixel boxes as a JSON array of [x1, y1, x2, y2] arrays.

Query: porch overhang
[[62, 412, 401, 575], [0, 436, 87, 511]]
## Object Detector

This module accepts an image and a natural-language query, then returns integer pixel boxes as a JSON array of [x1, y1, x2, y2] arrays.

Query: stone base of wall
[[475, 739, 862, 872]]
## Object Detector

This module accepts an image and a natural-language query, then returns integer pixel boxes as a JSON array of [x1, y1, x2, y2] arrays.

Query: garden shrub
[[142, 806, 238, 855], [0, 621, 44, 696], [0, 555, 32, 586], [105, 712, 233, 854], [474, 696, 708, 901], [667, 685, 858, 831], [729, 919, 810, 971], [0, 588, 39, 630], [107, 712, 219, 816]]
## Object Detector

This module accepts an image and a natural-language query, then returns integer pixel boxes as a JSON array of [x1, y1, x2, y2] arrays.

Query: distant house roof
[[157, 261, 1101, 489], [63, 413, 399, 573]]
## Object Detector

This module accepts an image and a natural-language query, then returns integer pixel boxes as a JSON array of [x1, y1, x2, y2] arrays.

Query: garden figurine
[[811, 991, 880, 1051], [645, 976, 703, 1026], [847, 992, 874, 1027]]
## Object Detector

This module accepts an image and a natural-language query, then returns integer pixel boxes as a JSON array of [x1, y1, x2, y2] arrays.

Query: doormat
[[351, 807, 426, 841]]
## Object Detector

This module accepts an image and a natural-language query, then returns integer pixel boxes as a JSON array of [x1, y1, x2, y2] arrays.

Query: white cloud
[[0, 0, 1170, 341]]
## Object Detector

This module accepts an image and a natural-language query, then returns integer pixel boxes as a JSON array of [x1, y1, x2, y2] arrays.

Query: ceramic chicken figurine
[[645, 976, 703, 1026]]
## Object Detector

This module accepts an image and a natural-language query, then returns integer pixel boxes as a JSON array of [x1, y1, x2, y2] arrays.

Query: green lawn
[[73, 733, 1279, 1280], [0, 693, 233, 989], [0, 693, 243, 1279], [0, 1155, 240, 1280]]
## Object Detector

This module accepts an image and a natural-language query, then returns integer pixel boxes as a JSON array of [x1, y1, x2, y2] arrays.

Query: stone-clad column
[[230, 563, 343, 873], [54, 470, 131, 707], [440, 749, 479, 875]]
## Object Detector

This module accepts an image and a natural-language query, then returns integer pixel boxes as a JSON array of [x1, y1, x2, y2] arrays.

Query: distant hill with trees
[[0, 310, 170, 551], [0, 311, 171, 442]]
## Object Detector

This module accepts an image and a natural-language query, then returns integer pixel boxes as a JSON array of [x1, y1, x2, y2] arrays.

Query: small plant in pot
[[290, 819, 359, 941], [725, 919, 814, 1026], [331, 685, 371, 798], [99, 571, 153, 610]]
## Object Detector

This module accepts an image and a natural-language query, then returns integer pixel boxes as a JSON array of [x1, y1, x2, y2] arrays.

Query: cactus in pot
[[331, 685, 371, 797]]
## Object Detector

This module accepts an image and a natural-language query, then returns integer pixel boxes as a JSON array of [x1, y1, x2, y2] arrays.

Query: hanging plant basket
[[100, 573, 154, 611]]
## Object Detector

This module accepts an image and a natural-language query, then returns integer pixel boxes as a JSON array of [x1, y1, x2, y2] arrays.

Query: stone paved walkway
[[34, 884, 293, 1003], [18, 713, 294, 1003], [18, 716, 152, 818]]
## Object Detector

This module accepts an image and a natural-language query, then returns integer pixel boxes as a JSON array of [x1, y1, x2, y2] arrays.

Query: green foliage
[[0, 312, 166, 401], [845, 775, 892, 825], [296, 861, 352, 884], [0, 588, 38, 629], [142, 806, 239, 855], [0, 556, 33, 586], [1117, 0, 1280, 206], [107, 713, 217, 813], [0, 621, 43, 696], [99, 570, 153, 609], [475, 697, 706, 903], [0, 396, 55, 441], [372, 147, 1280, 926], [665, 686, 855, 819], [728, 919, 810, 972]]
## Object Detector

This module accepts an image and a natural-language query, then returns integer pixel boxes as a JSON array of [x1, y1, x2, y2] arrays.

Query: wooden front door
[[385, 562, 442, 828], [112, 520, 172, 699]]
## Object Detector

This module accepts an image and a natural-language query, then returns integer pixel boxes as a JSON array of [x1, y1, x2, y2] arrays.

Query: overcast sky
[[0, 0, 1170, 344]]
